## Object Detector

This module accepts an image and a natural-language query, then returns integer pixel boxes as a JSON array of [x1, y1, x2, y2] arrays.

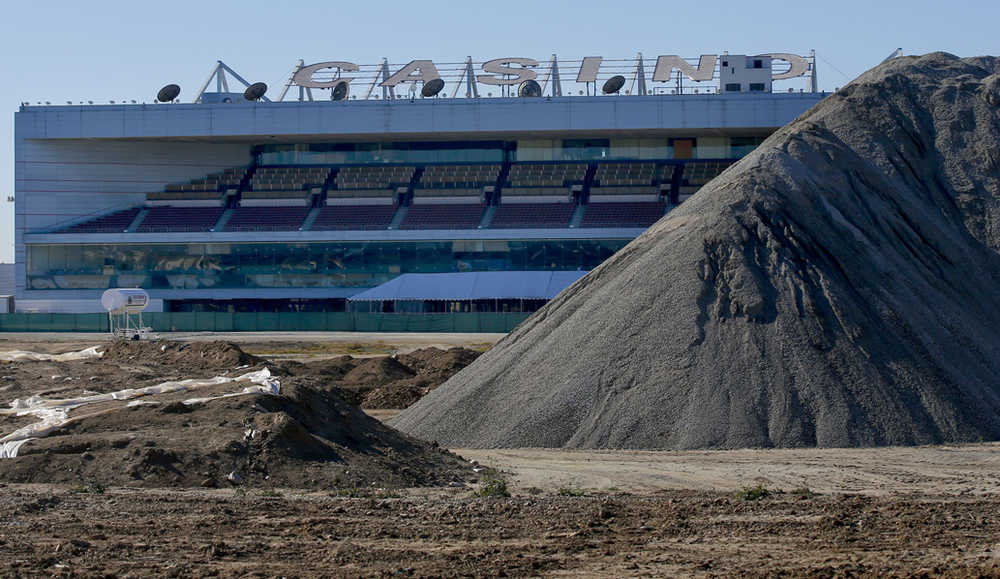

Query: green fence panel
[[174, 312, 200, 332], [415, 314, 454, 332], [12, 314, 32, 332], [232, 313, 257, 332], [450, 314, 478, 333], [326, 312, 354, 331], [192, 312, 213, 332], [74, 314, 107, 332], [145, 313, 169, 332], [0, 311, 530, 333], [255, 313, 280, 332], [213, 312, 235, 332], [352, 313, 379, 332], [296, 313, 326, 331], [40, 314, 64, 332], [276, 313, 297, 331], [371, 314, 402, 332], [507, 312, 531, 332], [478, 314, 510, 333]]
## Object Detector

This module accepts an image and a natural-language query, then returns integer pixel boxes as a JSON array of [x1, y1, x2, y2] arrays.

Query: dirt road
[[457, 444, 1000, 496]]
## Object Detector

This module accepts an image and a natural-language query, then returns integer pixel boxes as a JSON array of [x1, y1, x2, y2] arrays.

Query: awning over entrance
[[347, 271, 589, 302]]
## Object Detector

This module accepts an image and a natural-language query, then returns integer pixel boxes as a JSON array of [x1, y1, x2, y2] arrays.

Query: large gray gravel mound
[[392, 53, 1000, 449]]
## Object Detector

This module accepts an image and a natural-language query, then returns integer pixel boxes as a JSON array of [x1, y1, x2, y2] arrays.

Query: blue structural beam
[[16, 93, 827, 141]]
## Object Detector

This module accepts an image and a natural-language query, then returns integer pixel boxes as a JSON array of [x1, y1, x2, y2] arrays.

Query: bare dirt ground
[[458, 445, 1000, 496], [3, 333, 1000, 576], [0, 332, 502, 359]]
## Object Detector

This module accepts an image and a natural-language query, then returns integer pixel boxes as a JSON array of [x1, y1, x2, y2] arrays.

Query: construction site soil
[[3, 484, 1000, 577], [0, 340, 479, 489], [2, 335, 1000, 575]]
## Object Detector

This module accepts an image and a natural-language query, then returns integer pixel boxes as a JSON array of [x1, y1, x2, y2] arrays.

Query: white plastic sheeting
[[0, 346, 104, 362], [0, 368, 280, 458]]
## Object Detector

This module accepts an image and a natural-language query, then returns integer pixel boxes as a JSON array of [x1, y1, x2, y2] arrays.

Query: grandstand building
[[13, 53, 826, 314]]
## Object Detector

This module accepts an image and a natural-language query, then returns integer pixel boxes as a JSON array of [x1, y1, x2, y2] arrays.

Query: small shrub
[[70, 482, 105, 494], [476, 473, 510, 498], [790, 486, 817, 498], [557, 487, 586, 497], [259, 489, 282, 498], [736, 483, 770, 501]]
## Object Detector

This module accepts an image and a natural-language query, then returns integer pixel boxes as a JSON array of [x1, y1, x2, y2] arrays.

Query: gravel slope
[[392, 53, 1000, 449]]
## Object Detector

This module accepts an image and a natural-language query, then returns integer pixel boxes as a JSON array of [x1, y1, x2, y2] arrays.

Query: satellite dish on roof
[[331, 81, 349, 101], [518, 79, 542, 98], [244, 82, 267, 101], [156, 84, 180, 102], [602, 75, 626, 94], [421, 78, 445, 98]]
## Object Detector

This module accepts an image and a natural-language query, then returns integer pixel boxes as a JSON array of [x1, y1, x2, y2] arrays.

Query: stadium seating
[[252, 167, 329, 191], [311, 205, 397, 230], [146, 190, 226, 203], [506, 163, 588, 189], [414, 164, 500, 199], [682, 161, 734, 186], [490, 203, 575, 229], [580, 202, 665, 228], [590, 162, 657, 196], [327, 188, 397, 200], [400, 204, 484, 229], [658, 164, 679, 182], [151, 167, 247, 203], [335, 165, 414, 189], [57, 207, 141, 233], [224, 206, 311, 232], [325, 165, 415, 201], [137, 207, 225, 232], [163, 167, 247, 193]]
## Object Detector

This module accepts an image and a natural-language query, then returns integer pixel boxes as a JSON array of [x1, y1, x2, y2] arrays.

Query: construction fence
[[0, 312, 532, 333]]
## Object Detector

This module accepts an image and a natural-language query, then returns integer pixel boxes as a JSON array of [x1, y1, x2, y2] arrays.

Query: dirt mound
[[362, 378, 434, 409], [393, 53, 1000, 449], [273, 348, 481, 409], [101, 341, 261, 373], [358, 348, 483, 410], [397, 347, 482, 380], [342, 356, 415, 385], [0, 378, 472, 488]]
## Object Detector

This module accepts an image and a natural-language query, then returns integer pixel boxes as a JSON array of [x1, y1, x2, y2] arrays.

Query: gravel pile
[[392, 53, 1000, 449]]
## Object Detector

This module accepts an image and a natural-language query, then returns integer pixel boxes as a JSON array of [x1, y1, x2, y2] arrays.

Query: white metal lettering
[[652, 55, 717, 82], [477, 58, 539, 86], [380, 60, 442, 87], [760, 53, 810, 80], [576, 57, 603, 82], [292, 61, 359, 89]]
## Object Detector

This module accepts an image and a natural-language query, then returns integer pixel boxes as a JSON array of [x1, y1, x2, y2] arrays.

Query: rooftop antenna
[[539, 54, 562, 97], [811, 49, 818, 93], [278, 59, 304, 102], [193, 60, 272, 103], [367, 58, 395, 100], [629, 52, 647, 96], [450, 56, 479, 99]]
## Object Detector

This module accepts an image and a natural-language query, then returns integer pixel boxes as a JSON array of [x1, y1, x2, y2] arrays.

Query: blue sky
[[1, 0, 997, 263]]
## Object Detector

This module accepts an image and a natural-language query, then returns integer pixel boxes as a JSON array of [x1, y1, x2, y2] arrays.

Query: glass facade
[[26, 240, 629, 291], [255, 136, 768, 166], [730, 136, 767, 158], [258, 141, 506, 165]]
